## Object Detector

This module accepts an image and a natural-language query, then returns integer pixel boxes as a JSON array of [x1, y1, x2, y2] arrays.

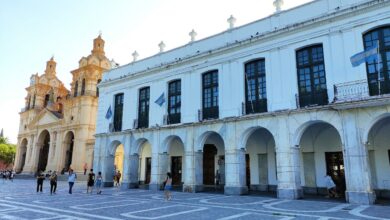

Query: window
[[81, 78, 86, 96], [113, 93, 124, 132], [364, 26, 390, 96], [296, 44, 328, 107], [32, 94, 36, 108], [168, 80, 181, 124], [245, 59, 267, 114], [44, 94, 50, 108], [96, 79, 101, 97], [74, 81, 78, 97], [138, 87, 150, 128], [27, 96, 31, 110], [202, 70, 219, 120]]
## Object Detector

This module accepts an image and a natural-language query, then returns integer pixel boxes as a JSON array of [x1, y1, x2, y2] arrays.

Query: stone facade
[[14, 35, 111, 174], [94, 0, 390, 205]]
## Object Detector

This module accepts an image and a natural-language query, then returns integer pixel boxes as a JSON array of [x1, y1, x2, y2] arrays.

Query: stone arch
[[63, 131, 75, 171], [241, 126, 276, 192], [17, 138, 28, 173], [103, 140, 124, 186], [37, 129, 50, 172], [292, 120, 343, 147], [363, 112, 390, 144], [297, 121, 345, 198], [366, 114, 390, 198], [134, 138, 152, 185], [162, 135, 185, 186]]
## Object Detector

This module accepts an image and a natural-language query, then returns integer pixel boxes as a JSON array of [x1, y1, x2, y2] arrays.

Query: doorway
[[203, 144, 217, 185], [171, 156, 182, 185], [325, 152, 346, 196], [145, 157, 151, 184]]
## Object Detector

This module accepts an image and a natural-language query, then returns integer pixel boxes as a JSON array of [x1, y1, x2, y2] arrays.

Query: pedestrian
[[115, 170, 121, 187], [325, 171, 338, 198], [215, 169, 221, 189], [164, 172, 172, 201], [36, 171, 45, 193], [50, 171, 58, 195], [95, 171, 103, 194], [68, 169, 77, 194], [83, 163, 88, 175], [9, 170, 15, 182], [87, 169, 95, 194]]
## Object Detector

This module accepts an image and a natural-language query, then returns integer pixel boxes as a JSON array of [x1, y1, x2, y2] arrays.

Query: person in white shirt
[[324, 172, 337, 198], [68, 169, 77, 194]]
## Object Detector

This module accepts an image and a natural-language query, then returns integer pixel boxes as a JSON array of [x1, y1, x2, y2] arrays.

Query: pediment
[[28, 109, 60, 128]]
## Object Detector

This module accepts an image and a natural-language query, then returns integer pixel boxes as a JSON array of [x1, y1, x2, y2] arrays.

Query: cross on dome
[[189, 29, 197, 42], [227, 15, 236, 29], [132, 50, 139, 62], [273, 0, 284, 13]]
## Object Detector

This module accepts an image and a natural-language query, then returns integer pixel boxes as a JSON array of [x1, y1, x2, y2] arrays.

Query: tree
[[0, 138, 16, 166]]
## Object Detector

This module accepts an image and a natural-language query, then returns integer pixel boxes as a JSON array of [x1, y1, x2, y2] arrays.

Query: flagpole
[[377, 40, 381, 95]]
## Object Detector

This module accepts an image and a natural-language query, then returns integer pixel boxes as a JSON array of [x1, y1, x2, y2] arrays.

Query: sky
[[0, 0, 312, 144]]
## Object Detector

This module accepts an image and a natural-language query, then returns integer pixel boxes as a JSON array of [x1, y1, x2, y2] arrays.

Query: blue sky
[[0, 0, 312, 143]]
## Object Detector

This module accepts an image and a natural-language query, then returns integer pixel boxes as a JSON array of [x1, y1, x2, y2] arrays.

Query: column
[[30, 143, 42, 174], [182, 151, 196, 192], [224, 148, 248, 195], [102, 155, 115, 187], [276, 118, 303, 199], [194, 150, 203, 192], [150, 152, 169, 191], [120, 153, 131, 189], [342, 112, 376, 204], [13, 139, 21, 172], [128, 154, 140, 188]]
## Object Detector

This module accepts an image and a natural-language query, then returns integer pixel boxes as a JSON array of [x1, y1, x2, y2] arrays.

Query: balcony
[[296, 89, 328, 108], [333, 80, 370, 103], [243, 99, 267, 115]]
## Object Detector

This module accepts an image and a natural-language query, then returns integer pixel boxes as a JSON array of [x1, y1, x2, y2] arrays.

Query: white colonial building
[[94, 0, 390, 205]]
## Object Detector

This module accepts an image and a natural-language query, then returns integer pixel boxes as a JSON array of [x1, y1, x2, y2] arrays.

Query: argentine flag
[[155, 93, 165, 107], [350, 43, 379, 67], [105, 105, 112, 120]]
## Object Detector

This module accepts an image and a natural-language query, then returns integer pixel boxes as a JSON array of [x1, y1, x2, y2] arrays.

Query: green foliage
[[0, 143, 16, 165], [0, 136, 9, 144]]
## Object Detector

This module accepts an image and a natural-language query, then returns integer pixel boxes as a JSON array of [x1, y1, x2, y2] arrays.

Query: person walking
[[325, 172, 338, 198], [95, 171, 103, 194], [164, 172, 172, 201], [87, 169, 95, 194], [36, 171, 45, 193], [83, 163, 88, 175], [68, 169, 77, 194], [50, 171, 58, 195], [115, 171, 121, 187]]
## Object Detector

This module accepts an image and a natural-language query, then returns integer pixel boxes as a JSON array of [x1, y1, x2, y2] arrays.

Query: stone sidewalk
[[0, 179, 389, 219]]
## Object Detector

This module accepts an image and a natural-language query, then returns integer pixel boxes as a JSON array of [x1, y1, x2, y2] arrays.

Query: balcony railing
[[296, 89, 328, 108], [333, 79, 369, 102]]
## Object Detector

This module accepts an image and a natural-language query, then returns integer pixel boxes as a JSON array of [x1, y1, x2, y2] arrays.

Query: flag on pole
[[350, 43, 379, 67], [105, 105, 112, 119], [154, 92, 165, 106]]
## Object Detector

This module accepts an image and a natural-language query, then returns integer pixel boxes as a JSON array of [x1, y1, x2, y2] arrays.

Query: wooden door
[[145, 157, 151, 184], [203, 144, 217, 185], [171, 156, 182, 185]]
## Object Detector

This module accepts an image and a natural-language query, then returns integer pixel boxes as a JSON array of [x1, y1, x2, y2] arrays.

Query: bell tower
[[44, 56, 56, 76], [91, 34, 105, 56]]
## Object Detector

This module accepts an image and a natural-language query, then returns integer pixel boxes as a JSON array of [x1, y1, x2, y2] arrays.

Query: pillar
[[102, 155, 115, 187], [276, 118, 303, 199], [194, 150, 203, 192], [149, 152, 169, 191], [342, 111, 376, 204], [120, 153, 131, 189], [224, 148, 248, 195], [183, 151, 196, 192], [128, 154, 140, 188]]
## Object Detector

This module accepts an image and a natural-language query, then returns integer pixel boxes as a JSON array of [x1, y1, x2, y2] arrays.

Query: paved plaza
[[0, 179, 389, 220]]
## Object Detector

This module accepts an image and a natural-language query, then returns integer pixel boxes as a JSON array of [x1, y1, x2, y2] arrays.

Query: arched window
[[81, 78, 86, 96], [363, 26, 390, 96], [168, 80, 181, 124], [244, 59, 267, 114], [138, 87, 150, 128], [44, 94, 50, 107], [202, 70, 219, 120], [74, 80, 78, 97], [96, 79, 101, 97], [296, 44, 328, 107]]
